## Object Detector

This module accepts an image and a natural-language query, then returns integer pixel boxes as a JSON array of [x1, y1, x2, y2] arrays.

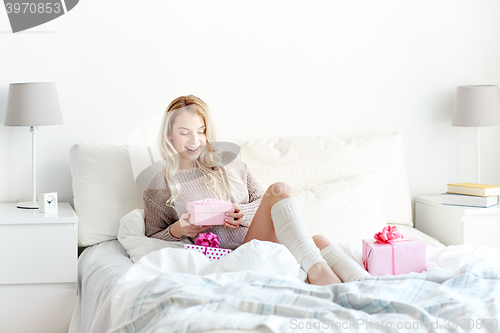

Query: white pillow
[[70, 143, 144, 247], [240, 132, 412, 226], [295, 173, 387, 244], [118, 209, 190, 262]]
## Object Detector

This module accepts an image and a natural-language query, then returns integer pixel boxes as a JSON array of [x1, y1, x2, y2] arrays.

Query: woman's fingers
[[224, 211, 242, 229], [225, 210, 243, 220], [224, 222, 238, 229], [182, 224, 211, 237]]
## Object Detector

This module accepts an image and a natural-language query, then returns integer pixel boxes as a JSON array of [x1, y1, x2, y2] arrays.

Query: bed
[[68, 132, 500, 333]]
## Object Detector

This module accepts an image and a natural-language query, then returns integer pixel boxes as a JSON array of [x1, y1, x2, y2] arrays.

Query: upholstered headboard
[[240, 132, 412, 227]]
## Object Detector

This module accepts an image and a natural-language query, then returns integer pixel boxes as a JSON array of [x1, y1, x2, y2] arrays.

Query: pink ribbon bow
[[189, 198, 231, 214], [192, 198, 220, 205], [195, 232, 220, 248], [374, 225, 403, 243], [373, 226, 403, 275]]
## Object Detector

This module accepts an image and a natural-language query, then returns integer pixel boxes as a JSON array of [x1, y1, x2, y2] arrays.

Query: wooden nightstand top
[[0, 202, 78, 225], [416, 195, 500, 216]]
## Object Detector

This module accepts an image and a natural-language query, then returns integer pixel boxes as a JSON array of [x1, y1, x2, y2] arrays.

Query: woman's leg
[[313, 234, 371, 282], [312, 234, 332, 251], [243, 182, 341, 285], [242, 182, 288, 244]]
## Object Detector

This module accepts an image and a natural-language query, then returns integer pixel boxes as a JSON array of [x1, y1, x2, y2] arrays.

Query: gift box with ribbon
[[184, 232, 232, 261], [362, 226, 426, 276], [184, 198, 236, 226]]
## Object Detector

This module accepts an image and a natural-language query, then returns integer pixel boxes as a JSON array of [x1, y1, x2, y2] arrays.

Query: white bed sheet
[[69, 240, 132, 333]]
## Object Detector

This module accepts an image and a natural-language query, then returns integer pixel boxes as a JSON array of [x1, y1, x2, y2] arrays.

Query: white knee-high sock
[[271, 196, 326, 273], [320, 244, 371, 282]]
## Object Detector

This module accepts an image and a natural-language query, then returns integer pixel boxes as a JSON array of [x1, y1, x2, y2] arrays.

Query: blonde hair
[[158, 95, 241, 207]]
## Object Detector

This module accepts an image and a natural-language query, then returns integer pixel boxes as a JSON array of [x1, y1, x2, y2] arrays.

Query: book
[[441, 193, 499, 208], [446, 182, 500, 197]]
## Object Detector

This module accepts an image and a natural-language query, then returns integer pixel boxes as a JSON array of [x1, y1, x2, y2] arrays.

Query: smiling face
[[168, 110, 207, 170]]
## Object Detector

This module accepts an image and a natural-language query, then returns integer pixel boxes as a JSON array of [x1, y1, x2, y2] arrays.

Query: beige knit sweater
[[143, 152, 264, 250]]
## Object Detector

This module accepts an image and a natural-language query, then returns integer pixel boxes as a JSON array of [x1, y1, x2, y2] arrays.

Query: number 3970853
[[5, 2, 62, 14]]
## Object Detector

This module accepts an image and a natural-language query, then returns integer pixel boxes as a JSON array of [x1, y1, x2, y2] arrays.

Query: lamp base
[[17, 201, 39, 209]]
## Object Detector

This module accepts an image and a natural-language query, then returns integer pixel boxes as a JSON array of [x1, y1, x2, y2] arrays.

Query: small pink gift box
[[184, 244, 232, 261], [362, 226, 427, 276], [185, 198, 235, 226]]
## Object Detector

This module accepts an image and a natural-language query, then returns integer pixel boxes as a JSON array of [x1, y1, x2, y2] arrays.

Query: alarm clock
[[38, 192, 58, 213]]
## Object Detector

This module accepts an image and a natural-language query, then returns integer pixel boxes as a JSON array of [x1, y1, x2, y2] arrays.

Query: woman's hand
[[170, 213, 212, 238], [224, 205, 244, 229]]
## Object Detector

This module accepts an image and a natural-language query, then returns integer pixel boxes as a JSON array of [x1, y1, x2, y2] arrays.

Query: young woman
[[143, 95, 369, 285]]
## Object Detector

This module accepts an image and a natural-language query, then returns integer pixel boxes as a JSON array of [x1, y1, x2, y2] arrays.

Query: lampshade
[[4, 82, 63, 126], [452, 85, 500, 127]]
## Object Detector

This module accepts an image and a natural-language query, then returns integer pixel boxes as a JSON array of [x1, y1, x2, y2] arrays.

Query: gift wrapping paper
[[184, 244, 232, 261], [186, 198, 235, 226], [362, 237, 426, 276]]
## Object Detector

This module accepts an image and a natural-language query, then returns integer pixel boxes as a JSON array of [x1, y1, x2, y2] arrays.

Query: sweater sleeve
[[238, 166, 264, 227], [143, 187, 184, 242]]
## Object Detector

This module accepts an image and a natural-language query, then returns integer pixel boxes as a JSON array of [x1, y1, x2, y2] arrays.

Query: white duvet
[[97, 209, 500, 332]]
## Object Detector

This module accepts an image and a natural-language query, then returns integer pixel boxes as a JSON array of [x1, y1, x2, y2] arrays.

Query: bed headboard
[[240, 132, 412, 227]]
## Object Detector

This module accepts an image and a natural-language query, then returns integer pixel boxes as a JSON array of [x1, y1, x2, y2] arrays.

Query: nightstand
[[415, 195, 500, 249], [0, 202, 78, 333]]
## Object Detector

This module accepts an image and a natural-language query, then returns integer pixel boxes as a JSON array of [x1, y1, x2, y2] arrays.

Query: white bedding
[[70, 210, 500, 333], [69, 240, 265, 333], [73, 240, 500, 333], [69, 240, 132, 333]]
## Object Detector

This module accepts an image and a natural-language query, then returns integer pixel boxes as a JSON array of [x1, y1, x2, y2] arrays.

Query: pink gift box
[[184, 244, 232, 261], [362, 237, 427, 276], [185, 198, 235, 226]]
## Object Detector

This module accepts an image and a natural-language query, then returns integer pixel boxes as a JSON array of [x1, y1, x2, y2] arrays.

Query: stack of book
[[442, 183, 500, 208]]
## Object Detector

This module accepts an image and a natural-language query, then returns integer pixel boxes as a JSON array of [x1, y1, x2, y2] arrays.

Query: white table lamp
[[4, 82, 63, 209], [452, 85, 500, 183]]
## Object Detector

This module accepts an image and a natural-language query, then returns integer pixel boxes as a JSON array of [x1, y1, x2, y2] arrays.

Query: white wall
[[1, 1, 500, 220]]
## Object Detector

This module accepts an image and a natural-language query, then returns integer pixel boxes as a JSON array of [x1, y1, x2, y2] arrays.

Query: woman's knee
[[265, 182, 295, 200], [312, 234, 332, 250]]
